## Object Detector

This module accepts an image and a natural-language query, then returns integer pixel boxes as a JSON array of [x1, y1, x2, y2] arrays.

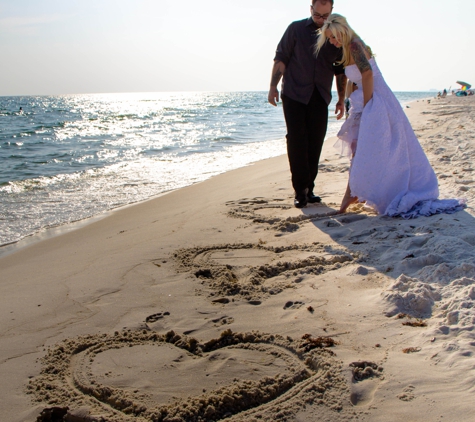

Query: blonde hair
[[315, 14, 371, 67]]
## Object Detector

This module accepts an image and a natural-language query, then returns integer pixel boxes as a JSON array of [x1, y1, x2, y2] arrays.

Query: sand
[[1, 94, 474, 422]]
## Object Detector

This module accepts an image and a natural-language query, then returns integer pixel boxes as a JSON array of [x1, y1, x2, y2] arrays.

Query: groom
[[268, 0, 347, 208]]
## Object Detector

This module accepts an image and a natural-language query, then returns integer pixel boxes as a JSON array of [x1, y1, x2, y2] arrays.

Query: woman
[[316, 14, 465, 217]]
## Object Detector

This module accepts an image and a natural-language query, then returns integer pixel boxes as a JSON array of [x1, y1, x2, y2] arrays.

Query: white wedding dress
[[337, 57, 465, 218]]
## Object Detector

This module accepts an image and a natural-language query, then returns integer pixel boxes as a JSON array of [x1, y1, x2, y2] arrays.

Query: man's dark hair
[[312, 0, 334, 6]]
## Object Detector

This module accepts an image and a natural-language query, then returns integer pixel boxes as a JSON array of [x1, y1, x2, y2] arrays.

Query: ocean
[[0, 91, 432, 248]]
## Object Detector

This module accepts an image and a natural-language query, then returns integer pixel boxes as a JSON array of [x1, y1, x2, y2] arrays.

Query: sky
[[0, 0, 473, 96]]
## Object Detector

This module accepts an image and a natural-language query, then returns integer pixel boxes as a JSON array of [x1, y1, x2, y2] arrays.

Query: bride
[[316, 14, 465, 218]]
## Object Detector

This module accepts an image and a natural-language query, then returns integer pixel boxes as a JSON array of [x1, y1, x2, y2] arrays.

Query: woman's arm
[[349, 40, 373, 106]]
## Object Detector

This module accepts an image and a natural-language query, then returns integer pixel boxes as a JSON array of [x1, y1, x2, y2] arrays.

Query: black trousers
[[282, 88, 328, 194]]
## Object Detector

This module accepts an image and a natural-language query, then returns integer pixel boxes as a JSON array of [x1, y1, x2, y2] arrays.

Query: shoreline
[[0, 189, 175, 259], [0, 94, 437, 259], [0, 155, 286, 259], [0, 91, 436, 252], [1, 94, 474, 422]]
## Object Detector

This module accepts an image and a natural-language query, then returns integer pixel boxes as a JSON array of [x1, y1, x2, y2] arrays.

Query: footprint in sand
[[283, 301, 305, 310], [337, 214, 368, 225], [349, 361, 384, 407], [212, 315, 235, 326], [397, 385, 416, 401], [145, 311, 170, 323], [324, 218, 345, 228]]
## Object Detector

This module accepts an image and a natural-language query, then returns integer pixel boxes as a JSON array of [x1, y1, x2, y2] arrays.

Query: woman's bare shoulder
[[348, 38, 372, 72]]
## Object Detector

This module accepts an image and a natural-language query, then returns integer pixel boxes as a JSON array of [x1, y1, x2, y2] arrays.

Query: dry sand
[[1, 94, 474, 422]]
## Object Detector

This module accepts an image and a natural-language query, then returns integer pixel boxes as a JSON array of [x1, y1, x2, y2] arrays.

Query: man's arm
[[268, 60, 286, 106], [335, 73, 348, 120]]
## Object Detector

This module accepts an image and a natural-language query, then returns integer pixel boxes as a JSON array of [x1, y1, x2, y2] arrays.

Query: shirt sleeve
[[274, 23, 295, 66]]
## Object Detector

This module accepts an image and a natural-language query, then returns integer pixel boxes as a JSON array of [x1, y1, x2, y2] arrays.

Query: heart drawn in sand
[[29, 329, 343, 421]]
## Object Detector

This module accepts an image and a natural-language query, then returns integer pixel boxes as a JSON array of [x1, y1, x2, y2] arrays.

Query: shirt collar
[[306, 17, 319, 30]]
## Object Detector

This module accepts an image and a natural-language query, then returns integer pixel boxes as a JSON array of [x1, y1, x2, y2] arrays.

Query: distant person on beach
[[268, 0, 347, 208], [317, 14, 465, 217]]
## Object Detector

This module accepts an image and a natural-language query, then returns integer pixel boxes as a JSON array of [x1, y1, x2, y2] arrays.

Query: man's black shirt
[[274, 17, 344, 105]]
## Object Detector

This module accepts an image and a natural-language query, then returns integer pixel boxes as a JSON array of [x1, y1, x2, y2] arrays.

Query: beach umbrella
[[456, 80, 471, 90]]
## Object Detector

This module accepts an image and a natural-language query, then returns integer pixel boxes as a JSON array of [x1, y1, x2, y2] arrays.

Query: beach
[[1, 94, 474, 421]]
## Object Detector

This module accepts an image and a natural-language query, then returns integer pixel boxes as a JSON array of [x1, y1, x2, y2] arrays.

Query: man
[[268, 0, 347, 208]]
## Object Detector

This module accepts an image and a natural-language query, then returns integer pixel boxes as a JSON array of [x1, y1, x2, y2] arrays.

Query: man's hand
[[268, 87, 280, 106], [335, 100, 345, 120], [335, 73, 348, 120], [268, 61, 285, 106]]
